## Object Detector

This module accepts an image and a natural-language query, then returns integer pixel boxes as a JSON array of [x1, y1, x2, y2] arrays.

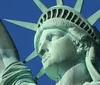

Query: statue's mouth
[[42, 56, 49, 64], [42, 53, 51, 69]]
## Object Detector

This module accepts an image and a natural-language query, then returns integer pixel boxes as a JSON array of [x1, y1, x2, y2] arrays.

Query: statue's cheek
[[49, 36, 77, 62]]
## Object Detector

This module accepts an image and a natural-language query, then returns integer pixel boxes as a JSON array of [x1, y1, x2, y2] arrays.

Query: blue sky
[[0, 0, 100, 85]]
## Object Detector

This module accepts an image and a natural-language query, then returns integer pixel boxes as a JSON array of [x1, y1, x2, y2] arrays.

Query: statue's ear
[[81, 36, 93, 51], [76, 36, 93, 53]]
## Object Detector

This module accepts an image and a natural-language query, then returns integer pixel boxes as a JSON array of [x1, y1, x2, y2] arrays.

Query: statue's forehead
[[39, 29, 66, 42], [42, 29, 66, 35]]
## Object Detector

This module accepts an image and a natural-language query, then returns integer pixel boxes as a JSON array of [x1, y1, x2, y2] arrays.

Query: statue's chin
[[44, 63, 64, 82], [42, 58, 74, 82]]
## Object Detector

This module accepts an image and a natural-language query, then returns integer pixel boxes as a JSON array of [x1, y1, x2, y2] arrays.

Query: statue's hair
[[67, 27, 93, 53], [68, 27, 88, 41]]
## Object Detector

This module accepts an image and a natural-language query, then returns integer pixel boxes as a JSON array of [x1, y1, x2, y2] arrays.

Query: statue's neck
[[55, 53, 87, 83], [53, 60, 78, 82], [45, 52, 88, 83]]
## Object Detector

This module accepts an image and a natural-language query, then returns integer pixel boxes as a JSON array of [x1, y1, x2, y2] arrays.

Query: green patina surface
[[0, 0, 100, 85]]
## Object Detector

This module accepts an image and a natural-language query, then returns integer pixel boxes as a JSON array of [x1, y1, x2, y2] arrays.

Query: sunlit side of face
[[38, 29, 77, 81], [38, 29, 77, 69]]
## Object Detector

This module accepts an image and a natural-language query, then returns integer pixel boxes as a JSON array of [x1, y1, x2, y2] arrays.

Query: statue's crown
[[36, 0, 100, 46]]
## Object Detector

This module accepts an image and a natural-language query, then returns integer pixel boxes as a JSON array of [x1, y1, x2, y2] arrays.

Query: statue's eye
[[46, 34, 54, 41], [52, 36, 59, 41], [46, 34, 60, 41]]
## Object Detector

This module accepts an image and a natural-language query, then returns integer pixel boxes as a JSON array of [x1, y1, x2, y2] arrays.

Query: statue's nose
[[38, 40, 50, 56]]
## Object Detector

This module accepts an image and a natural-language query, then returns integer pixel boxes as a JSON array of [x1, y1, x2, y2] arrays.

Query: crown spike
[[88, 10, 100, 25], [56, 0, 64, 6], [4, 19, 37, 31], [23, 51, 38, 63], [35, 67, 45, 80], [33, 0, 48, 13], [74, 0, 84, 12]]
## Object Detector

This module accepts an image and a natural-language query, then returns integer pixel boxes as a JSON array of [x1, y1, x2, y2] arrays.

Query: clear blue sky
[[0, 0, 100, 85]]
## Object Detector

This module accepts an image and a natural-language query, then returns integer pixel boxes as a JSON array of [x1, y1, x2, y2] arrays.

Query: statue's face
[[38, 29, 77, 69]]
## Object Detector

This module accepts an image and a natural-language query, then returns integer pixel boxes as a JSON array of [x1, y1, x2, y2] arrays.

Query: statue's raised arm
[[0, 20, 37, 85]]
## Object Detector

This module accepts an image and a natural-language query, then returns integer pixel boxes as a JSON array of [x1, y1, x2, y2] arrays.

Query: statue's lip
[[42, 52, 51, 63], [42, 57, 48, 64]]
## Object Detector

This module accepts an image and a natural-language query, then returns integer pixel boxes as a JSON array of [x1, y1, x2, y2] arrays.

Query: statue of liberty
[[0, 0, 100, 85]]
